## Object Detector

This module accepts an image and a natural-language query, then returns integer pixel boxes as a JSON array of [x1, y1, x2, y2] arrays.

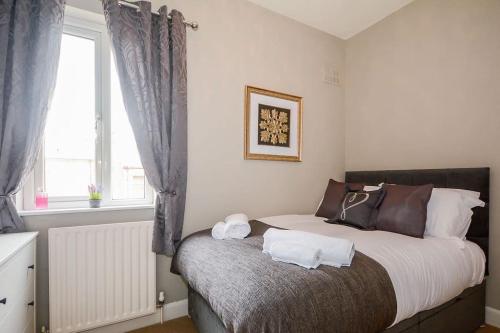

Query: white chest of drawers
[[0, 232, 38, 333]]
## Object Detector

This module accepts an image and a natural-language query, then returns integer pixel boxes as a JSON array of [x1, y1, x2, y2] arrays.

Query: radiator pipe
[[158, 291, 166, 325]]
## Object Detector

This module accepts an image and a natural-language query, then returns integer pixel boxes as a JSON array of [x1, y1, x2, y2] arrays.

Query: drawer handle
[[0, 298, 6, 305], [28, 264, 35, 270], [27, 301, 34, 307]]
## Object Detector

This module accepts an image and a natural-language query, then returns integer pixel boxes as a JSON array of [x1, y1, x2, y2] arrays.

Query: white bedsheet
[[258, 214, 485, 325]]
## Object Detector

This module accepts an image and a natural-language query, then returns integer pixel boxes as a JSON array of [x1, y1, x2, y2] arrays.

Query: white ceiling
[[246, 0, 415, 40]]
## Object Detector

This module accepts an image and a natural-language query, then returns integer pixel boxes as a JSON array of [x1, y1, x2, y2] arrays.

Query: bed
[[172, 168, 489, 333]]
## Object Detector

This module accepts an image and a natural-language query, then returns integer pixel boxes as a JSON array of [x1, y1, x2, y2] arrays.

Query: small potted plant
[[88, 184, 102, 208]]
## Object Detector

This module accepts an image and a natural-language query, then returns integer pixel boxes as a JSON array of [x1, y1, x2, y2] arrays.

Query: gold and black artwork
[[257, 104, 290, 147], [244, 86, 302, 162]]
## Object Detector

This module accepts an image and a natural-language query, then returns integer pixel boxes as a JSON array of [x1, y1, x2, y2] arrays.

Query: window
[[110, 59, 147, 200], [21, 8, 153, 210]]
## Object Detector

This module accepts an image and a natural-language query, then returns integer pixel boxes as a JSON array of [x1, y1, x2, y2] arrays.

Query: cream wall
[[345, 0, 500, 309], [27, 0, 345, 330]]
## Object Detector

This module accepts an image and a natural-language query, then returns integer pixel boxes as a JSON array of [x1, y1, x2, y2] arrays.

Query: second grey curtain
[[0, 0, 65, 233], [102, 0, 188, 255]]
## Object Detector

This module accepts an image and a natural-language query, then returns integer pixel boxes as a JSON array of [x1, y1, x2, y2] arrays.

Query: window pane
[[110, 59, 146, 200], [44, 33, 96, 197]]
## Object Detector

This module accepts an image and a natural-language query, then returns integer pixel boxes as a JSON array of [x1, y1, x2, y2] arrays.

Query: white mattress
[[258, 214, 486, 325]]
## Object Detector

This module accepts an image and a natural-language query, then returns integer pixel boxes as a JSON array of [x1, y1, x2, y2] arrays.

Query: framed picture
[[244, 86, 302, 162]]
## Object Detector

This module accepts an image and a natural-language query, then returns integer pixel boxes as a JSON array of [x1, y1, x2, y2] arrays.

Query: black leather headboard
[[345, 167, 490, 274]]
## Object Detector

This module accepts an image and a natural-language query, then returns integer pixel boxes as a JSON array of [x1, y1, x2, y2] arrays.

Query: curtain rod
[[117, 0, 199, 30]]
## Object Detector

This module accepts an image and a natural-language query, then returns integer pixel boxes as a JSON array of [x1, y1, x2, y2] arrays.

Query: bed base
[[188, 281, 485, 333]]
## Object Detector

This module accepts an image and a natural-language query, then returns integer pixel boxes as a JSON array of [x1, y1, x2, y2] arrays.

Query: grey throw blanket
[[172, 220, 397, 333]]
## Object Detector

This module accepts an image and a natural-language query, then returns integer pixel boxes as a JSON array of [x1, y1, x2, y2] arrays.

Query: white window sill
[[18, 204, 154, 217]]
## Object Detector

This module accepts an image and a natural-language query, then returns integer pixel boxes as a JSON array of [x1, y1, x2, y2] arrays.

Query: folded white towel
[[263, 228, 355, 267], [269, 241, 321, 269], [211, 222, 226, 240]]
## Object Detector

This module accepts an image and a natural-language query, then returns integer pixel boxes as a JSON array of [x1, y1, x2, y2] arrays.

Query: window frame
[[21, 7, 153, 210]]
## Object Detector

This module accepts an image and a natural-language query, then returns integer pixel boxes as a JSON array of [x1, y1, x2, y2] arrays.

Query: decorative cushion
[[315, 179, 363, 219], [376, 184, 434, 238], [326, 187, 386, 230]]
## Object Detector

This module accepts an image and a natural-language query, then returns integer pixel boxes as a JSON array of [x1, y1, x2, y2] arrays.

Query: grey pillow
[[326, 187, 386, 230]]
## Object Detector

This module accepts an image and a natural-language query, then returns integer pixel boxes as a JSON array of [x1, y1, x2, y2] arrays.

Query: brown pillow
[[315, 179, 364, 219], [376, 184, 434, 238]]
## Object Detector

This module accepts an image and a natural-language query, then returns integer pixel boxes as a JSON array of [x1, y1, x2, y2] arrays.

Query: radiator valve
[[157, 291, 166, 324]]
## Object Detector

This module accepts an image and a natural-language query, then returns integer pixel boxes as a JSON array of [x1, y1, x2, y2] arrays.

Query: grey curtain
[[102, 0, 188, 255], [0, 0, 65, 233]]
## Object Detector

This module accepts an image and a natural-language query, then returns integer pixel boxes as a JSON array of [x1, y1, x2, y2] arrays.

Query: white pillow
[[424, 188, 485, 240], [363, 185, 381, 192], [450, 188, 481, 200]]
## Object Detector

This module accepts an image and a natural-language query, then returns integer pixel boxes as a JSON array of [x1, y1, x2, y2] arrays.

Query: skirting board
[[84, 299, 188, 333], [486, 306, 500, 328], [165, 298, 189, 321]]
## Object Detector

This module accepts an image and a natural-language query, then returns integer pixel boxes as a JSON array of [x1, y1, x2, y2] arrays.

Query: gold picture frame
[[244, 86, 302, 162]]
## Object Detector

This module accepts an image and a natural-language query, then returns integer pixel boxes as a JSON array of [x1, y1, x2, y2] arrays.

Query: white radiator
[[48, 221, 156, 333]]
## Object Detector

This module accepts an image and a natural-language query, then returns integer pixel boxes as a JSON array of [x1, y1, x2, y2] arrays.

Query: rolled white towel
[[263, 228, 355, 267], [211, 222, 226, 240], [223, 213, 251, 239], [224, 220, 251, 239], [224, 213, 249, 224], [269, 241, 321, 269]]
